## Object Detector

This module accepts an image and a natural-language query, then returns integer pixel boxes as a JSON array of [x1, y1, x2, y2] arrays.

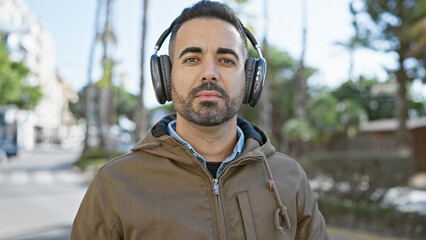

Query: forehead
[[173, 18, 244, 56]]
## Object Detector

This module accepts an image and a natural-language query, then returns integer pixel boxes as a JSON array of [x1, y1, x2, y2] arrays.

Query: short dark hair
[[168, 0, 248, 60]]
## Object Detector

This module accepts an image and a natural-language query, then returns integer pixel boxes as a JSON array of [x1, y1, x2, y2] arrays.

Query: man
[[70, 1, 329, 239]]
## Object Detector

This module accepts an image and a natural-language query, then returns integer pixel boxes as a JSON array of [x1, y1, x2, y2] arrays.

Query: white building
[[0, 0, 80, 149]]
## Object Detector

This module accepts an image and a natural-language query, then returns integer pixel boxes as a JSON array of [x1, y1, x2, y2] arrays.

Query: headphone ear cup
[[159, 55, 172, 101], [244, 58, 257, 104], [246, 57, 267, 107], [150, 54, 167, 104]]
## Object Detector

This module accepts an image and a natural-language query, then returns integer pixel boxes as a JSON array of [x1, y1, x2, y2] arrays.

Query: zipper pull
[[213, 178, 219, 195]]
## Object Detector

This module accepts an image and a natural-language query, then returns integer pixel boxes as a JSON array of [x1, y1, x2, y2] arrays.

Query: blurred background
[[0, 0, 425, 239]]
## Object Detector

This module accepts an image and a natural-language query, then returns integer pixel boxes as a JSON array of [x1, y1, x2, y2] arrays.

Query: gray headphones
[[150, 23, 266, 107]]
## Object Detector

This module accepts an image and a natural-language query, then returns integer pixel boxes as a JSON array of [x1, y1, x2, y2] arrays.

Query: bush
[[301, 151, 415, 203], [75, 148, 123, 171], [319, 198, 426, 239]]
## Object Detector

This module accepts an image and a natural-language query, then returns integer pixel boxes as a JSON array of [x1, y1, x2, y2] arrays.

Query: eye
[[183, 57, 199, 63], [220, 58, 235, 65]]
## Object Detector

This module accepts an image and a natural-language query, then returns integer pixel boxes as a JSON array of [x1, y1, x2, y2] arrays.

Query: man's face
[[171, 18, 246, 127]]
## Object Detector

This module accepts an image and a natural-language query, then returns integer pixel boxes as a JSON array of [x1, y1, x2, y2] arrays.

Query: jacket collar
[[151, 114, 264, 144], [132, 113, 275, 162]]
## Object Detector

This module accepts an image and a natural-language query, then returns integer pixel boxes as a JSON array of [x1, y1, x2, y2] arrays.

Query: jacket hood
[[131, 114, 277, 161]]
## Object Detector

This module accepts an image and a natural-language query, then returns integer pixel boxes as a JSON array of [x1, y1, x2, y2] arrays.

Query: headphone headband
[[153, 25, 263, 59]]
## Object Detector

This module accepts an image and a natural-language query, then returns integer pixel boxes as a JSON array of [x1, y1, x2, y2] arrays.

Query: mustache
[[190, 82, 229, 99]]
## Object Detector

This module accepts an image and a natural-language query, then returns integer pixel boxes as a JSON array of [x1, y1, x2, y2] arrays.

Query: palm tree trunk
[[295, 0, 308, 120], [83, 0, 102, 153], [259, 0, 273, 136], [98, 0, 113, 155], [134, 0, 149, 141], [394, 64, 412, 155]]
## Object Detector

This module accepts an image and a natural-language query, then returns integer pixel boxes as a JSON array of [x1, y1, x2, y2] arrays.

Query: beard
[[172, 82, 243, 127]]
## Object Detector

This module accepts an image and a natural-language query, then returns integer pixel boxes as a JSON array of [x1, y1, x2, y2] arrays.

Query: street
[[0, 146, 403, 240], [0, 146, 91, 240]]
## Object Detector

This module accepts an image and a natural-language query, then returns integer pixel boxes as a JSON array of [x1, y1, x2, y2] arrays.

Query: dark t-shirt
[[206, 161, 222, 179]]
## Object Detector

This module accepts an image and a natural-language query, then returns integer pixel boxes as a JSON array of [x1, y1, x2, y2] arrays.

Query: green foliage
[[96, 58, 117, 87], [234, 0, 249, 3], [70, 84, 137, 122], [18, 84, 43, 110], [282, 118, 317, 142], [302, 151, 415, 203], [116, 85, 137, 119], [355, 0, 426, 79], [332, 76, 425, 120], [151, 103, 175, 114], [0, 41, 42, 109], [240, 45, 301, 128], [319, 198, 426, 238], [332, 77, 394, 120], [69, 88, 85, 120], [308, 93, 341, 137], [76, 147, 123, 170]]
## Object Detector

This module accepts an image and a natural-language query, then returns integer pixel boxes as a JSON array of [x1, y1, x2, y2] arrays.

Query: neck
[[175, 114, 238, 163]]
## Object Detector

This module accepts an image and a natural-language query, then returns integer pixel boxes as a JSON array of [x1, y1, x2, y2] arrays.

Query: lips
[[195, 90, 223, 100]]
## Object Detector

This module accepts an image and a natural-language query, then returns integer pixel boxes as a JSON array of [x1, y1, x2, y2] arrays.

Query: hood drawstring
[[263, 159, 291, 236]]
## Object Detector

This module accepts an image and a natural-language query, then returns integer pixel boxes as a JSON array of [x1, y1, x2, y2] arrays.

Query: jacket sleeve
[[295, 164, 329, 240], [70, 171, 121, 240]]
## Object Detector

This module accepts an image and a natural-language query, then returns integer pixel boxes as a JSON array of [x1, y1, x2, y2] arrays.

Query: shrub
[[76, 147, 123, 171], [319, 198, 426, 239], [301, 151, 415, 204]]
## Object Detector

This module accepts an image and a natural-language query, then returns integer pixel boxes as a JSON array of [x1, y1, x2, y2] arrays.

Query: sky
[[25, 0, 425, 108]]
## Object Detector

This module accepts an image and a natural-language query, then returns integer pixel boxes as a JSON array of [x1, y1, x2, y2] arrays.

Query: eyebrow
[[178, 47, 202, 59], [178, 46, 240, 61], [216, 47, 239, 61]]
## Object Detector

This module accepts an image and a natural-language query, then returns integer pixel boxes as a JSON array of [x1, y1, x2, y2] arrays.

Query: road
[[0, 146, 91, 240], [0, 146, 402, 240]]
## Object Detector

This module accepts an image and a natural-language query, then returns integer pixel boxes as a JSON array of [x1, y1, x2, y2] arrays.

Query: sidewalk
[[328, 227, 403, 240]]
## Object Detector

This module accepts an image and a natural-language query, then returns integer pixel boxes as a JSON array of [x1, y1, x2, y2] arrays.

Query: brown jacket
[[70, 116, 328, 239]]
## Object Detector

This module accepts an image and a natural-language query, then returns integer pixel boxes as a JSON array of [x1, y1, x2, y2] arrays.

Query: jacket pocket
[[236, 191, 256, 240]]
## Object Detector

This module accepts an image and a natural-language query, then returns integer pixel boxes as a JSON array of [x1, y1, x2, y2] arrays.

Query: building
[[0, 0, 80, 149], [331, 117, 426, 171], [360, 117, 426, 171]]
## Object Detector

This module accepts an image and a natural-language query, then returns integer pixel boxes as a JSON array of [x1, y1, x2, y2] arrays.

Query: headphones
[[150, 22, 267, 107]]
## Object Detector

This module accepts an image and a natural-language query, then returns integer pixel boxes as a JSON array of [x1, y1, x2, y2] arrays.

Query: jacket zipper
[[178, 140, 264, 240], [172, 141, 226, 240], [212, 157, 264, 240], [213, 178, 219, 195], [212, 177, 227, 240]]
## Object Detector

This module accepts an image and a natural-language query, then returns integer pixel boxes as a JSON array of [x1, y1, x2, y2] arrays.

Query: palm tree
[[134, 0, 149, 140], [97, 0, 116, 154], [359, 0, 426, 152], [333, 1, 364, 82], [295, 0, 308, 120], [258, 0, 273, 136], [83, 0, 103, 153]]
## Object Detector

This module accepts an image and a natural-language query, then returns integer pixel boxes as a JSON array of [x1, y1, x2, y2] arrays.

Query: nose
[[201, 59, 219, 82]]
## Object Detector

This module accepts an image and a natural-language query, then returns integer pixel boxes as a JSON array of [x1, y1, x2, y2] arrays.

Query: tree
[[295, 0, 308, 120], [332, 76, 394, 120], [258, 0, 273, 136], [240, 44, 308, 150], [83, 0, 103, 153], [333, 1, 366, 81], [71, 84, 136, 122], [96, 0, 117, 155], [332, 76, 425, 120], [0, 40, 42, 109], [354, 0, 426, 152], [134, 0, 149, 140]]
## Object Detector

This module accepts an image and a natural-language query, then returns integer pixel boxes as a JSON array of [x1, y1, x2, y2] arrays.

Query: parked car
[[0, 105, 19, 156]]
